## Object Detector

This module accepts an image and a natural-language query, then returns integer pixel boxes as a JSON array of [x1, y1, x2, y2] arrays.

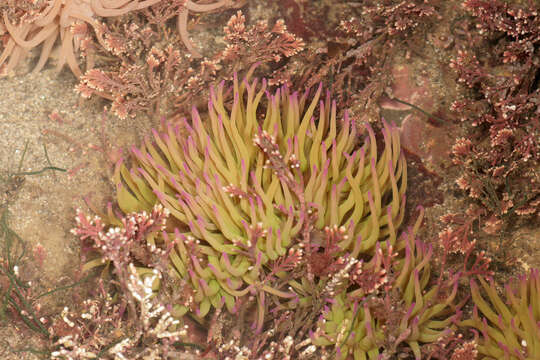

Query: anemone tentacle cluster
[[311, 214, 461, 360], [462, 269, 540, 360], [113, 70, 407, 320], [0, 0, 238, 76]]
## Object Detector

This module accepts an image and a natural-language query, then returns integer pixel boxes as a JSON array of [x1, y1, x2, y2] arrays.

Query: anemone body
[[114, 72, 406, 325]]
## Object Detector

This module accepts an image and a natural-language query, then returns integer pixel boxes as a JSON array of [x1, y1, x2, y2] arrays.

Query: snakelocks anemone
[[113, 67, 406, 318], [462, 269, 540, 359], [99, 65, 416, 359]]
